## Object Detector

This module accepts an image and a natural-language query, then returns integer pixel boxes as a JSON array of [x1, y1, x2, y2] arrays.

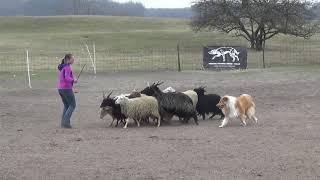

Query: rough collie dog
[[216, 94, 258, 128]]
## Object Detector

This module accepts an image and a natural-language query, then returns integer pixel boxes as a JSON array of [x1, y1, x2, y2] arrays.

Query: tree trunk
[[262, 38, 266, 68], [255, 29, 264, 51], [256, 39, 263, 51], [250, 40, 255, 49]]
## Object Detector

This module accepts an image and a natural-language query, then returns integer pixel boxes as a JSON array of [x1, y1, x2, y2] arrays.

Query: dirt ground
[[1, 67, 320, 179]]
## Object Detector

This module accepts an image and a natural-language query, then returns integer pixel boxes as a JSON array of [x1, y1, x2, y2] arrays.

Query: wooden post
[[262, 46, 265, 69], [177, 44, 181, 72], [93, 43, 96, 74], [262, 37, 266, 69]]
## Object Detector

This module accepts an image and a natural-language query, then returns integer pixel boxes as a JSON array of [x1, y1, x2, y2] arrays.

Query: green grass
[[0, 16, 222, 51], [0, 16, 319, 72], [1, 64, 318, 87]]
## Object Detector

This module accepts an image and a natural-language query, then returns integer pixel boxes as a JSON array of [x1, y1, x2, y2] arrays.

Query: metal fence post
[[177, 44, 181, 72]]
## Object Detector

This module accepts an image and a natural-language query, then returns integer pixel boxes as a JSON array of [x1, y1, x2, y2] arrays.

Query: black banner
[[203, 46, 247, 70]]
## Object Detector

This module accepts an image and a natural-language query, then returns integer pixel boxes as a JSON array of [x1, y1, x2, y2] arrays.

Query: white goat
[[183, 90, 198, 109], [162, 87, 176, 93], [115, 96, 161, 129]]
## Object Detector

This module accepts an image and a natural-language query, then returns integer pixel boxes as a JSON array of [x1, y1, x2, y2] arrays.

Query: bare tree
[[191, 0, 319, 50]]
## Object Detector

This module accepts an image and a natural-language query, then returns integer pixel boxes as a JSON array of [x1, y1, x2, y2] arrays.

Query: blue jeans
[[58, 89, 76, 127]]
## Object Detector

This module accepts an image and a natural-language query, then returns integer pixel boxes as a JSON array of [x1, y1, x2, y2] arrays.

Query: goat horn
[[107, 91, 113, 98], [155, 81, 163, 86]]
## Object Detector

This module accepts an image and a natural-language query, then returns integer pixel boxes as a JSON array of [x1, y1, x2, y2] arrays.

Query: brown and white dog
[[216, 94, 258, 128]]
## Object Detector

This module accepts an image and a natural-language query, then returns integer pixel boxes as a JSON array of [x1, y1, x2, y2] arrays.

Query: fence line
[[0, 43, 319, 74]]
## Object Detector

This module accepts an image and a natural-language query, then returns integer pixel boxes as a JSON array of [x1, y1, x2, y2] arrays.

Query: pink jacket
[[57, 64, 74, 89]]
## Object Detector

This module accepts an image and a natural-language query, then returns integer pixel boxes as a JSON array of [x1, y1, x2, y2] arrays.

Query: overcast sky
[[115, 0, 194, 8]]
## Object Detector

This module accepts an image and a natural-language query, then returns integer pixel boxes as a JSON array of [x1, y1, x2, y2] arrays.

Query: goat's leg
[[157, 116, 161, 127], [209, 113, 216, 119], [121, 119, 126, 125], [134, 119, 140, 127], [137, 120, 140, 127], [201, 113, 206, 120], [115, 119, 120, 127], [123, 119, 129, 129], [193, 114, 199, 125], [109, 118, 115, 127], [184, 118, 189, 124], [145, 117, 150, 124]]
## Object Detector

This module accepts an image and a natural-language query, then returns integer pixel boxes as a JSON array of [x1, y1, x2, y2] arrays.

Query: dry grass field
[[0, 16, 319, 73]]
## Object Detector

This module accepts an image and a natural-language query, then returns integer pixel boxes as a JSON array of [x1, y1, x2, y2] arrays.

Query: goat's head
[[115, 95, 129, 105], [194, 86, 206, 96], [100, 91, 114, 119], [141, 81, 163, 96]]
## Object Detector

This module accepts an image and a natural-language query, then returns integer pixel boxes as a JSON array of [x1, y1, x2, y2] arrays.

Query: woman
[[57, 54, 77, 128]]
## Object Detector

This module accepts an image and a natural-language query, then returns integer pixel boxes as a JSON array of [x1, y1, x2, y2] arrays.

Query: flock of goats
[[100, 82, 258, 129]]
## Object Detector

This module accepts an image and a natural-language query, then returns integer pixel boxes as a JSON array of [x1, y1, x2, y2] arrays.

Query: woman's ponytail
[[58, 53, 73, 71], [60, 58, 65, 65]]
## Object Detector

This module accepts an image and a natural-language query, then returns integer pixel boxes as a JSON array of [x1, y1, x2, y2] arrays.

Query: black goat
[[141, 82, 198, 125], [100, 91, 126, 127], [194, 87, 224, 120]]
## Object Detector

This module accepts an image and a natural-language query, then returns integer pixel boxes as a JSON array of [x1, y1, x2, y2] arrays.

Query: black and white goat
[[141, 82, 198, 125], [100, 91, 127, 127], [194, 87, 224, 120]]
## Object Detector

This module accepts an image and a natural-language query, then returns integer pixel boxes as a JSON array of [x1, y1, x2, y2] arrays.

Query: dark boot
[[63, 124, 72, 129]]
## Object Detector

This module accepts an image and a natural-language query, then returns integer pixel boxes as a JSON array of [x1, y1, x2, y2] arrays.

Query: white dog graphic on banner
[[208, 47, 240, 62]]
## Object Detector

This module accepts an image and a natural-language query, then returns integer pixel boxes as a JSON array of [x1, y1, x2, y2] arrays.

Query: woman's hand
[[73, 79, 78, 84], [73, 88, 79, 93]]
